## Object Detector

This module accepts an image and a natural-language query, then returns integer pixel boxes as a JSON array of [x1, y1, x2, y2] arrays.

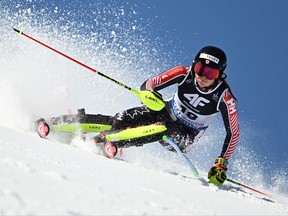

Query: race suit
[[136, 65, 240, 159], [49, 66, 240, 159]]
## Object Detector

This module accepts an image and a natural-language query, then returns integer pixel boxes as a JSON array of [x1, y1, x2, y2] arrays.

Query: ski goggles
[[194, 62, 220, 80]]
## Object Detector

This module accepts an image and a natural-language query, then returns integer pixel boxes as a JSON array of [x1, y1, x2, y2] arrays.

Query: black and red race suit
[[137, 66, 240, 159], [52, 66, 240, 159]]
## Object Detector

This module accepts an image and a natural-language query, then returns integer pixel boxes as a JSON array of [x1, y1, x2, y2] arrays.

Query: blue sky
[[128, 0, 288, 166], [159, 1, 288, 166], [94, 0, 287, 166], [3, 0, 288, 183]]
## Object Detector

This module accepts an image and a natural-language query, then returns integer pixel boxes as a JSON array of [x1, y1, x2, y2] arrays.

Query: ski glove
[[208, 157, 228, 186]]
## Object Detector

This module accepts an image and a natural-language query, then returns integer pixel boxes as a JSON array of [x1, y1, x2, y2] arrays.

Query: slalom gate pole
[[13, 28, 165, 111], [226, 178, 269, 197]]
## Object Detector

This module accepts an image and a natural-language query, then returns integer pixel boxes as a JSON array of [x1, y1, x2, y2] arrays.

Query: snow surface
[[0, 124, 288, 215], [1, 3, 288, 215]]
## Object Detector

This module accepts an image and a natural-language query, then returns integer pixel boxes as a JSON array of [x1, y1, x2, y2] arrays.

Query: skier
[[36, 46, 240, 186]]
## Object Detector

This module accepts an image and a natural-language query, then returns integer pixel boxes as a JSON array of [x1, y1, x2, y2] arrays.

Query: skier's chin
[[197, 79, 212, 88]]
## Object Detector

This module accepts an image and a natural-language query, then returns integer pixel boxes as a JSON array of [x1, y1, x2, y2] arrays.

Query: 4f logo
[[184, 94, 210, 108]]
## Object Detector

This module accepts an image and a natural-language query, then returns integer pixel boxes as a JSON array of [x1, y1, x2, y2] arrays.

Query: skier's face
[[194, 63, 219, 80], [195, 73, 216, 88]]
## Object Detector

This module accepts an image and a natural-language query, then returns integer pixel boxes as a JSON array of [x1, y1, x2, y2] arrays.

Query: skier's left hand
[[208, 157, 228, 186], [149, 90, 163, 101]]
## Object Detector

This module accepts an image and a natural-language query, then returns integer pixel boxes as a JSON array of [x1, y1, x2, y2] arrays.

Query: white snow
[[1, 8, 287, 215], [0, 124, 287, 215]]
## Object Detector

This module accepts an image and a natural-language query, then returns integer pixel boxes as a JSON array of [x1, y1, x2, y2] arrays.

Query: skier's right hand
[[208, 157, 228, 186]]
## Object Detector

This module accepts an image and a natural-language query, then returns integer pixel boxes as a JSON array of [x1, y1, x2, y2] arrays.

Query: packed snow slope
[[1, 1, 288, 215], [0, 124, 287, 215]]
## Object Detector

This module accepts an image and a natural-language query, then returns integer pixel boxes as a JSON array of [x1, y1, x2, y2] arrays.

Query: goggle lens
[[194, 63, 219, 80]]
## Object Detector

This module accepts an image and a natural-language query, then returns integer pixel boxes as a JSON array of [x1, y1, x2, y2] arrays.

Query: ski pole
[[226, 178, 269, 197], [162, 136, 199, 177], [13, 28, 165, 111]]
